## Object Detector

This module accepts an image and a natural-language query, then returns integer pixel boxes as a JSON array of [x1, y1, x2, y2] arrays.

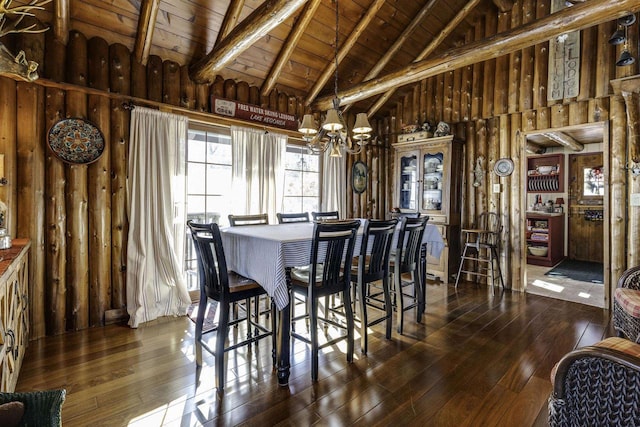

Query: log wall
[[1, 2, 638, 338]]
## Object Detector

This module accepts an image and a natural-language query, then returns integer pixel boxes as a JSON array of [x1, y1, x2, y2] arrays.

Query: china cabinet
[[392, 134, 464, 283]]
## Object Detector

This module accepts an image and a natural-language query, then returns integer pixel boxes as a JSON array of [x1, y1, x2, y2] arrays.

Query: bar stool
[[455, 212, 504, 290]]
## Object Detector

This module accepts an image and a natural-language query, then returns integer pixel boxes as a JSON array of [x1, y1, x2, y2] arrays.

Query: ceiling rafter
[[342, 0, 438, 115], [367, 0, 481, 116], [492, 0, 514, 13], [53, 0, 69, 44], [215, 0, 245, 46], [133, 0, 159, 65], [303, 0, 386, 106], [313, 0, 640, 112], [189, 0, 308, 84], [261, 0, 321, 97]]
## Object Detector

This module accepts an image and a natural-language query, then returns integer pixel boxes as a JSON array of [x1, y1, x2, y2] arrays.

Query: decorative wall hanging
[[352, 161, 367, 194], [494, 158, 515, 177], [473, 156, 485, 187], [48, 118, 105, 165]]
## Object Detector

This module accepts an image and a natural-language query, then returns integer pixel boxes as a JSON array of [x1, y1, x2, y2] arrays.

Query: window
[[183, 127, 321, 291], [184, 124, 232, 290], [283, 145, 320, 214]]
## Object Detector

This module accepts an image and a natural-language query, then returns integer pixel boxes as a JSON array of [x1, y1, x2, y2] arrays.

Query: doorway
[[522, 123, 607, 308]]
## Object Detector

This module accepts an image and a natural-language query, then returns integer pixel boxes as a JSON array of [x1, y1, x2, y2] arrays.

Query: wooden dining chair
[[390, 216, 429, 334], [187, 220, 276, 391], [228, 213, 269, 226], [311, 211, 339, 221], [289, 220, 360, 381], [351, 218, 398, 354], [276, 212, 310, 224]]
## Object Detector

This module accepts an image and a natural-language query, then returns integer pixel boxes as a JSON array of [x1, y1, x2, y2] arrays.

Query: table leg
[[276, 270, 292, 386], [418, 243, 427, 318]]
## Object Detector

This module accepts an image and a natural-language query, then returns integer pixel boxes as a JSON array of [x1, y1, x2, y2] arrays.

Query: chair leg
[[382, 276, 392, 340], [310, 295, 319, 382], [195, 298, 207, 367], [455, 245, 469, 288], [492, 247, 504, 289], [343, 289, 354, 363], [414, 269, 424, 324], [216, 302, 230, 391], [396, 273, 405, 334], [357, 277, 369, 354]]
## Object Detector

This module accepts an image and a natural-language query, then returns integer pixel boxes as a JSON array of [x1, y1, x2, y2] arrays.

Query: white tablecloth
[[220, 222, 444, 310]]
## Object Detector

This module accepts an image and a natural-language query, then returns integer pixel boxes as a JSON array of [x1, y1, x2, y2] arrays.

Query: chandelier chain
[[333, 0, 339, 101]]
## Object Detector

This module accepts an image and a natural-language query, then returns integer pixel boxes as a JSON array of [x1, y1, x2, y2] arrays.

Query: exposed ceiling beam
[[541, 132, 584, 151], [304, 0, 386, 106], [133, 0, 159, 66], [261, 0, 321, 97], [53, 0, 69, 44], [492, 0, 514, 13], [189, 0, 308, 84], [313, 0, 640, 112], [368, 0, 480, 117], [526, 141, 546, 155], [215, 0, 246, 46]]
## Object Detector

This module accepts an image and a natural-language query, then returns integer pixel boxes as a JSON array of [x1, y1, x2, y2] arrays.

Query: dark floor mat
[[545, 259, 604, 284]]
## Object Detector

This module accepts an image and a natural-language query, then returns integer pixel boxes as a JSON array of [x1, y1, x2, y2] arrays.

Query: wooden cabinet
[[0, 240, 30, 392], [526, 214, 564, 267], [392, 134, 464, 283], [527, 153, 564, 193]]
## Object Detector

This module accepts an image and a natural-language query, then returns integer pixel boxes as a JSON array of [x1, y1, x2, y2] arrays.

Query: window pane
[[285, 170, 302, 196], [207, 164, 232, 195], [187, 129, 206, 162], [207, 136, 231, 164], [187, 163, 206, 194]]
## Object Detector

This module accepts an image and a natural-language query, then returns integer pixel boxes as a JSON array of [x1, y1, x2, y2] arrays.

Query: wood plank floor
[[16, 281, 615, 426]]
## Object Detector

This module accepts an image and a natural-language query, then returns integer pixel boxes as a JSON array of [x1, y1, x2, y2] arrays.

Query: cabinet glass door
[[422, 151, 444, 211], [399, 153, 417, 210]]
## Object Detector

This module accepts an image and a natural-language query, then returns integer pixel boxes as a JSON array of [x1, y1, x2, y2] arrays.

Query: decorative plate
[[494, 158, 514, 177], [48, 118, 105, 164]]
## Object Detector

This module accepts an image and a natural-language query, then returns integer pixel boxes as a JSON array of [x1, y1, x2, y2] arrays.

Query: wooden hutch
[[392, 133, 464, 283]]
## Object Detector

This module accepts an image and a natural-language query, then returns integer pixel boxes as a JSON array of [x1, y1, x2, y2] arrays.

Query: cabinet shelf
[[527, 154, 564, 193], [526, 214, 564, 266]]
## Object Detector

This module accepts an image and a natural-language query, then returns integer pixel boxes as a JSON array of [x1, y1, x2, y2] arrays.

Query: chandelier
[[298, 0, 372, 157]]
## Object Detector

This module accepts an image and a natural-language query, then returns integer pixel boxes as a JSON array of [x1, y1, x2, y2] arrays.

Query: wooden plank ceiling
[[12, 0, 628, 123]]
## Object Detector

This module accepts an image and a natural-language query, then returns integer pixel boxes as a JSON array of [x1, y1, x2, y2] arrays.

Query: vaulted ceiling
[[12, 0, 630, 120]]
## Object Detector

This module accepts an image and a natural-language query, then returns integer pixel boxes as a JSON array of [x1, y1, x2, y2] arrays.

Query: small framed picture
[[352, 161, 367, 194]]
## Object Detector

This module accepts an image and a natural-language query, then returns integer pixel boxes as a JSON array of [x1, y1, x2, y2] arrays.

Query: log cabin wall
[[383, 3, 639, 308], [0, 27, 387, 339], [1, 2, 638, 339]]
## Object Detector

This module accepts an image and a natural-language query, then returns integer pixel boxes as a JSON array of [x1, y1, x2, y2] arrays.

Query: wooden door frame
[[519, 122, 610, 309]]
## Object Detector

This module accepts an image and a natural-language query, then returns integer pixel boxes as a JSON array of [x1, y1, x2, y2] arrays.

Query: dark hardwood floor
[[16, 281, 614, 426]]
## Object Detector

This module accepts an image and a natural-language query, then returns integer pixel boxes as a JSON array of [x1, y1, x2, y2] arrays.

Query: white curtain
[[126, 107, 191, 328], [230, 126, 287, 222], [321, 149, 346, 217]]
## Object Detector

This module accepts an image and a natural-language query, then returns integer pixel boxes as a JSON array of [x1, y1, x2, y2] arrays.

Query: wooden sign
[[210, 96, 298, 130], [548, 0, 580, 100]]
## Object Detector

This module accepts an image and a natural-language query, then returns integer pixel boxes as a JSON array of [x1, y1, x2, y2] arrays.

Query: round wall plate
[[494, 158, 514, 177], [48, 118, 105, 165]]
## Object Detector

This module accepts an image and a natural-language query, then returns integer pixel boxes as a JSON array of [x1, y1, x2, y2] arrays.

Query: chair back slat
[[277, 212, 310, 224], [311, 211, 340, 221], [395, 216, 429, 272], [187, 220, 228, 300], [476, 212, 501, 246], [228, 213, 269, 226], [308, 220, 360, 297], [360, 219, 397, 278]]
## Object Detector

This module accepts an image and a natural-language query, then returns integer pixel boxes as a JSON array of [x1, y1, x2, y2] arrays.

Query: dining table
[[220, 220, 444, 386]]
